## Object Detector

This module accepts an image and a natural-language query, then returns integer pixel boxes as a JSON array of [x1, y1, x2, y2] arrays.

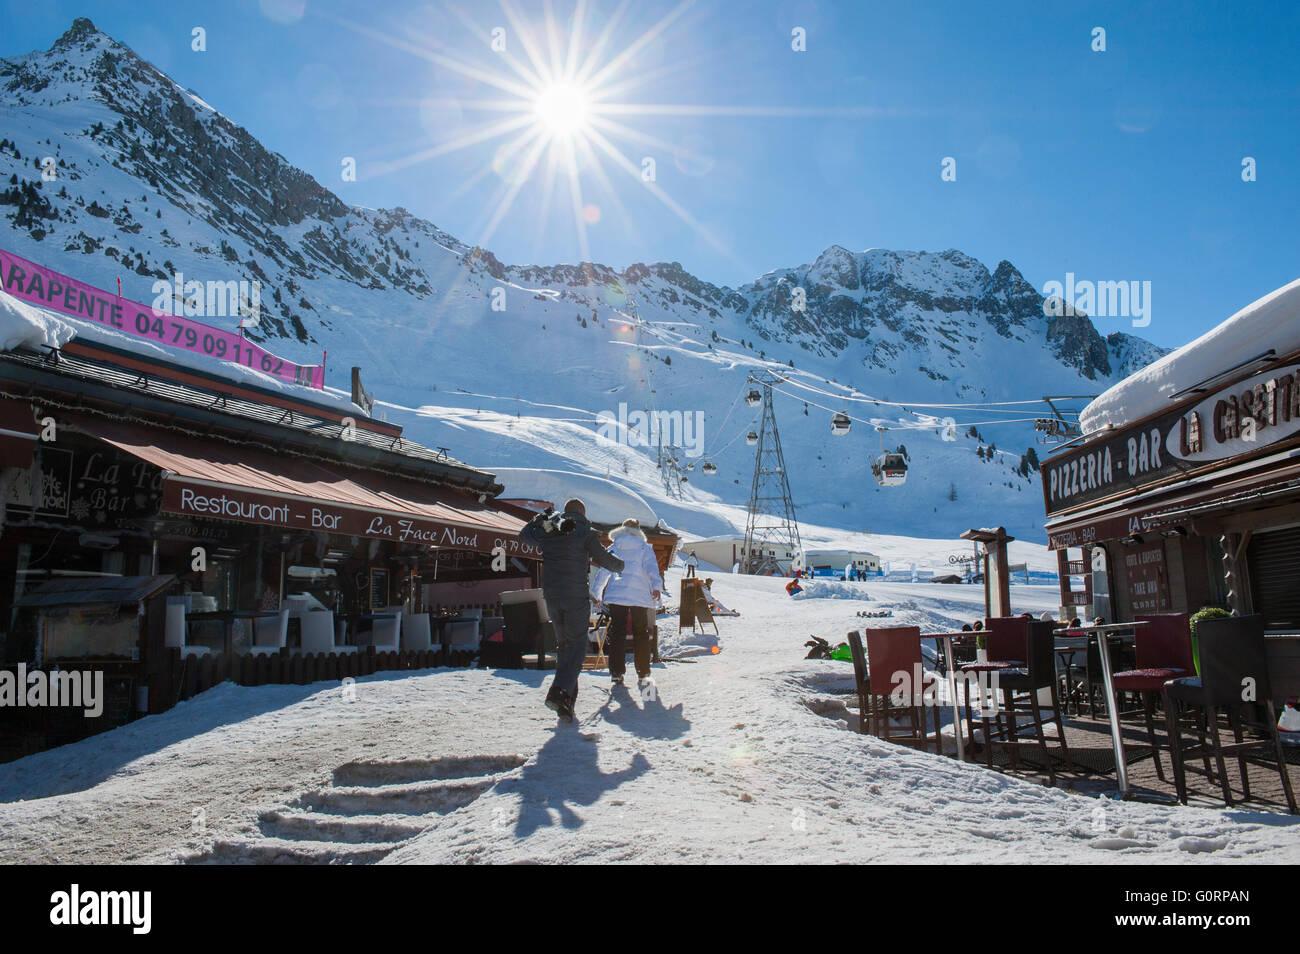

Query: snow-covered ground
[[1, 568, 1297, 865]]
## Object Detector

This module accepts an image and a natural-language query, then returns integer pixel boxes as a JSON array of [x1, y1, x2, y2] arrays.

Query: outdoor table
[[1054, 621, 1147, 797], [925, 632, 970, 762], [187, 609, 279, 656]]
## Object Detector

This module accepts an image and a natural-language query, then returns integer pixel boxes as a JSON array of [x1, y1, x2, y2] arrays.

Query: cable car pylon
[[742, 373, 801, 575]]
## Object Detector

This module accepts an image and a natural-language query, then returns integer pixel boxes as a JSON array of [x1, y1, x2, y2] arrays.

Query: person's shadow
[[597, 684, 692, 741], [499, 729, 650, 837]]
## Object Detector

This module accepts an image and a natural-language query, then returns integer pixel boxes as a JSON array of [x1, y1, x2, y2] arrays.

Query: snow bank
[[0, 290, 78, 352], [790, 580, 871, 601], [492, 468, 660, 525], [1080, 278, 1300, 433]]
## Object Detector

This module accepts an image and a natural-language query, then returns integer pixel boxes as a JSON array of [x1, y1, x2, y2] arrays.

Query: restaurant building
[[0, 255, 542, 757], [1042, 279, 1300, 699]]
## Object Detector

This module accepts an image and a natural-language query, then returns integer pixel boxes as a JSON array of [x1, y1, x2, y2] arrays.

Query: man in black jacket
[[519, 497, 624, 721]]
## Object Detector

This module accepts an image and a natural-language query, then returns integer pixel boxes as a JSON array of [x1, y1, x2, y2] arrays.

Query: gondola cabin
[[872, 453, 908, 486]]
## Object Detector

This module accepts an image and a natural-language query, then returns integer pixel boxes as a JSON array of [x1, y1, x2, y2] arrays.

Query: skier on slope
[[519, 498, 624, 722], [590, 518, 662, 690], [684, 550, 699, 577]]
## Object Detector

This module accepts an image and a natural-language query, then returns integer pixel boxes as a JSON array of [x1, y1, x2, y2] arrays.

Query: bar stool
[[987, 620, 1073, 784], [1163, 614, 1297, 813], [1108, 613, 1194, 782], [961, 616, 1025, 764]]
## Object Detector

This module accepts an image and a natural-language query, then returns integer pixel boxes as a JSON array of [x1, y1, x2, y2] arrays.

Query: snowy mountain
[[0, 19, 1168, 544]]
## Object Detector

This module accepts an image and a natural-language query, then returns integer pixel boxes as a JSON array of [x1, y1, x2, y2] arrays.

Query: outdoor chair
[[846, 630, 872, 734], [1108, 613, 1194, 782], [446, 618, 481, 662], [164, 597, 210, 658], [1162, 615, 1297, 813], [298, 610, 357, 655], [850, 627, 942, 753], [986, 620, 1073, 784], [400, 612, 433, 652], [370, 610, 402, 650], [249, 608, 289, 656], [501, 589, 555, 669]]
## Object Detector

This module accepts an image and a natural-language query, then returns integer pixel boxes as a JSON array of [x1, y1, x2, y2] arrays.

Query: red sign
[[160, 479, 539, 558]]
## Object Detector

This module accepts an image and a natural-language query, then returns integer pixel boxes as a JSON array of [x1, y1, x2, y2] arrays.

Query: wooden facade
[[1042, 347, 1300, 703], [0, 339, 541, 760]]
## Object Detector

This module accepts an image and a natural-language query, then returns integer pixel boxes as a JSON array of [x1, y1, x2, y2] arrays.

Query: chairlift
[[831, 412, 851, 436], [746, 389, 762, 407], [702, 462, 718, 475], [746, 430, 759, 446]]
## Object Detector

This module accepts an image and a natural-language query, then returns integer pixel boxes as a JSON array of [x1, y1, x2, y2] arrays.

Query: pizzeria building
[[1042, 278, 1300, 697], [0, 253, 542, 756]]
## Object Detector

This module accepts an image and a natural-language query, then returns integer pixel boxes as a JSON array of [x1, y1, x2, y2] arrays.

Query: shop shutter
[[1247, 526, 1300, 630]]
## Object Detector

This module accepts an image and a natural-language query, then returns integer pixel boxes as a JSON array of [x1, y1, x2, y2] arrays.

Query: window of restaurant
[[198, 553, 240, 613], [1247, 525, 1300, 631]]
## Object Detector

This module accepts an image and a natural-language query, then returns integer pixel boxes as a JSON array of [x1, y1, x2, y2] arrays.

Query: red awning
[[68, 415, 538, 558], [0, 398, 39, 469]]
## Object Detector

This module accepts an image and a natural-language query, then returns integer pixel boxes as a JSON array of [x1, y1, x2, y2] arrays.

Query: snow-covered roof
[[491, 468, 659, 526], [1080, 278, 1300, 434], [0, 291, 78, 353]]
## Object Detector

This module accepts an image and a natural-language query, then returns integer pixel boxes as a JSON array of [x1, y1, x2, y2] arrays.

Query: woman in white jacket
[[591, 519, 663, 687]]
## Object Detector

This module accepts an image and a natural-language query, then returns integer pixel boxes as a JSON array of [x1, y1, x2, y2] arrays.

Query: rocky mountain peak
[[52, 17, 104, 51]]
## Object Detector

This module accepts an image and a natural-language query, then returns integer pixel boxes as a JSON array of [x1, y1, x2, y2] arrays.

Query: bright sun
[[533, 82, 590, 137]]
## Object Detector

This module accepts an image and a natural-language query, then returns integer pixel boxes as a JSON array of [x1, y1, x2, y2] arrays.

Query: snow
[[1, 569, 1296, 864], [1080, 278, 1300, 434], [0, 289, 77, 353], [491, 467, 660, 526]]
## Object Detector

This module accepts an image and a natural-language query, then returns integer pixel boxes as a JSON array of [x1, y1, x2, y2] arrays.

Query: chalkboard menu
[[369, 568, 389, 612], [1122, 541, 1169, 615]]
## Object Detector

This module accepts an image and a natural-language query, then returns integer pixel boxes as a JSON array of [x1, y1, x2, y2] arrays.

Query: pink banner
[[0, 248, 324, 389]]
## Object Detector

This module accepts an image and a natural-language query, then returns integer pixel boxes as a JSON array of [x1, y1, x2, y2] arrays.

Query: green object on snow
[[830, 643, 853, 662]]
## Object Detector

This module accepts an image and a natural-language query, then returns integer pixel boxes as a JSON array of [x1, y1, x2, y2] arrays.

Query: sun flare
[[533, 82, 590, 138]]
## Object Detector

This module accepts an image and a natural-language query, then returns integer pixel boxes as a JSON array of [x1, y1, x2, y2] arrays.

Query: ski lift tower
[[742, 373, 801, 575]]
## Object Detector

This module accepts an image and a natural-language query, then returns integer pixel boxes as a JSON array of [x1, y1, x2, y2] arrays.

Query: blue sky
[[3, 0, 1297, 349]]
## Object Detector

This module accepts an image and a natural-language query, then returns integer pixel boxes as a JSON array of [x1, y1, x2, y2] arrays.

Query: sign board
[[1043, 363, 1300, 517], [5, 443, 162, 526], [1121, 541, 1169, 615], [1, 248, 324, 389], [160, 478, 539, 558]]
